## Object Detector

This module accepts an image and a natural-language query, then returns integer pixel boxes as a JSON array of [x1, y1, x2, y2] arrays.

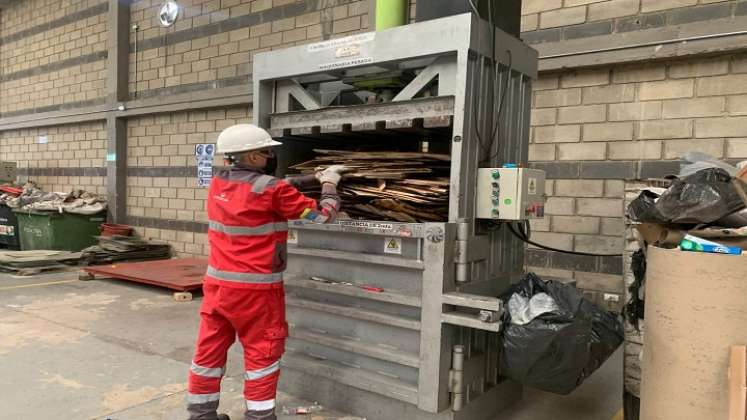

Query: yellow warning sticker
[[287, 229, 298, 245], [384, 237, 402, 254]]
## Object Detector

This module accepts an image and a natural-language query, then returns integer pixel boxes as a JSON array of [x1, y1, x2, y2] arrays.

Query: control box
[[476, 167, 546, 220]]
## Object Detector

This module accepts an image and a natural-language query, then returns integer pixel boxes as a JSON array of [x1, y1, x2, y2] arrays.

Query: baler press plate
[[269, 96, 454, 140]]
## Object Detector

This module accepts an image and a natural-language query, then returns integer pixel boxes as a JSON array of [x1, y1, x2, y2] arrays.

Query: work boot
[[245, 409, 276, 420], [187, 401, 220, 420]]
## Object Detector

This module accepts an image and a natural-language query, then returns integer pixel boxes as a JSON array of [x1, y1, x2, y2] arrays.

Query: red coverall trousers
[[188, 282, 287, 414]]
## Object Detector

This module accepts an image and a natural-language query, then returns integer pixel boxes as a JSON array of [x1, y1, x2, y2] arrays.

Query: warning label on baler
[[384, 237, 402, 255]]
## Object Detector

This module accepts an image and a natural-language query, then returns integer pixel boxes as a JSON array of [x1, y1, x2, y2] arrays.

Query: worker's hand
[[315, 165, 346, 186]]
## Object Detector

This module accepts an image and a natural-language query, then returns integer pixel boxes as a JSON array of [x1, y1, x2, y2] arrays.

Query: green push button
[[492, 171, 500, 179], [504, 198, 512, 205]]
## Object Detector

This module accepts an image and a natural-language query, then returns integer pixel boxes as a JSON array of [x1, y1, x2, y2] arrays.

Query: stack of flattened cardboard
[[291, 149, 450, 222], [0, 250, 81, 275], [81, 235, 171, 265]]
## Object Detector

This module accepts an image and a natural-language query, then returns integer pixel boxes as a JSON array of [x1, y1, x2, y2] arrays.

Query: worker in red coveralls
[[186, 124, 344, 420]]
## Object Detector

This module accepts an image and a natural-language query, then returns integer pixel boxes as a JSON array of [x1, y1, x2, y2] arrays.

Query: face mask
[[264, 155, 278, 175]]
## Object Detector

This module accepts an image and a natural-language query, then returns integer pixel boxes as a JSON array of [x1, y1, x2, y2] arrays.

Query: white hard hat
[[216, 124, 282, 155]]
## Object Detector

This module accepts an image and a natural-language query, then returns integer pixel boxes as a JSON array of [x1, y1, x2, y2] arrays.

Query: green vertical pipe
[[375, 0, 408, 30]]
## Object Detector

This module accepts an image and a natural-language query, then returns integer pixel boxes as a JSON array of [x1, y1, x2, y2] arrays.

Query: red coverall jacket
[[187, 166, 339, 414], [204, 167, 338, 289]]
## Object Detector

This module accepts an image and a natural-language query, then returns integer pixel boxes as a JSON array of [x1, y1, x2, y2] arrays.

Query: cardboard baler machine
[[253, 9, 545, 420]]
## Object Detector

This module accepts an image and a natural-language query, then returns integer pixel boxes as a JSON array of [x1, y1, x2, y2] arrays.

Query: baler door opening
[[266, 56, 457, 224], [282, 134, 452, 224]]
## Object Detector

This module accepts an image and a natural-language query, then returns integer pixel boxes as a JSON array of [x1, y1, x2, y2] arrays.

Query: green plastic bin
[[15, 210, 106, 251]]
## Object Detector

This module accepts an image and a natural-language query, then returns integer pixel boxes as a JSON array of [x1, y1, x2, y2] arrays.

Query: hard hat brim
[[218, 138, 283, 155]]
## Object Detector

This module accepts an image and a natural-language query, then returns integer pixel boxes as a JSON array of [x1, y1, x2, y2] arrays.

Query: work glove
[[315, 165, 346, 186]]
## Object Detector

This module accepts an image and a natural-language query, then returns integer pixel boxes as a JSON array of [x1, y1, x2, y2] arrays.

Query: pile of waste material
[[1, 181, 106, 215], [81, 235, 172, 266], [0, 184, 24, 205], [627, 152, 747, 254], [290, 149, 450, 222], [625, 152, 747, 334]]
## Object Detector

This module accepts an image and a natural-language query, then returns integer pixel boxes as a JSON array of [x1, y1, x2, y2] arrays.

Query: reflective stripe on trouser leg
[[246, 399, 276, 411], [244, 361, 279, 380], [191, 362, 226, 378], [243, 361, 280, 413], [189, 361, 225, 397], [187, 392, 221, 404]]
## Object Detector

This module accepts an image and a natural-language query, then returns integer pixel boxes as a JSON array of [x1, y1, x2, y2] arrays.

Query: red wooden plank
[[85, 258, 207, 292]]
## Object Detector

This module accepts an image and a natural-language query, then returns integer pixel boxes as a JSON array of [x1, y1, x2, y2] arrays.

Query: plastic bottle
[[679, 234, 742, 255]]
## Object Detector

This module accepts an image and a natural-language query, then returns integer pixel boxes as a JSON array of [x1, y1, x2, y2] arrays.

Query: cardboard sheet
[[641, 247, 747, 420], [731, 346, 747, 420]]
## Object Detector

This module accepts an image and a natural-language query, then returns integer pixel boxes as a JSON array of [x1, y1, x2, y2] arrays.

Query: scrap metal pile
[[290, 149, 450, 222]]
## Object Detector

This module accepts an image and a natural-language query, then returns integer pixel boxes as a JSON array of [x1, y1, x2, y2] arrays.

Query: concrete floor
[[0, 269, 622, 420]]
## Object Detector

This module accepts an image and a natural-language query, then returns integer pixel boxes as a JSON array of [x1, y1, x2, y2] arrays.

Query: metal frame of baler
[[252, 13, 538, 420]]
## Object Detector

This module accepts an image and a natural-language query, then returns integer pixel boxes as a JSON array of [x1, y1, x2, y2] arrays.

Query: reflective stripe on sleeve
[[244, 361, 280, 381], [206, 266, 283, 284], [251, 175, 277, 193], [190, 362, 225, 378]]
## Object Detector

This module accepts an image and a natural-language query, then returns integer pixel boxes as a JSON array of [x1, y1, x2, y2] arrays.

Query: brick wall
[[520, 0, 746, 39], [0, 0, 96, 36], [123, 0, 374, 257], [497, 0, 747, 306], [0, 122, 107, 193], [525, 52, 747, 301], [0, 0, 109, 117], [128, 0, 370, 99], [126, 107, 251, 257]]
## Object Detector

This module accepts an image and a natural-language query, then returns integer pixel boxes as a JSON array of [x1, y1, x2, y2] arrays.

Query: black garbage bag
[[624, 250, 646, 331], [627, 189, 664, 223], [499, 273, 624, 395], [655, 168, 744, 224]]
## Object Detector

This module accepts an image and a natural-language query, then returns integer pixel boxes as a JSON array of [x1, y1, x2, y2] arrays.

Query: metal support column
[[418, 223, 456, 413], [106, 0, 130, 105], [106, 115, 127, 223], [105, 0, 130, 223]]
